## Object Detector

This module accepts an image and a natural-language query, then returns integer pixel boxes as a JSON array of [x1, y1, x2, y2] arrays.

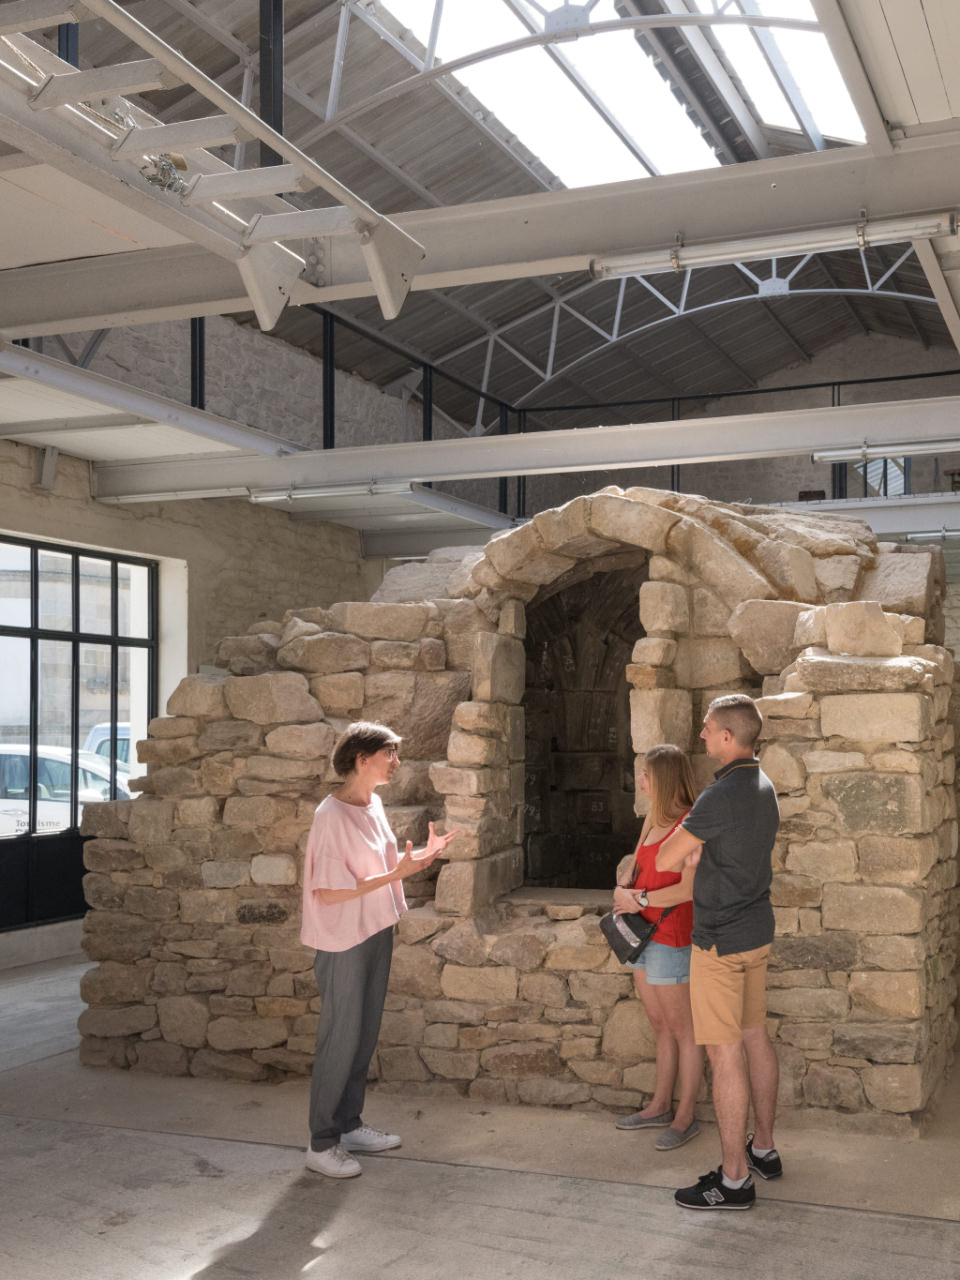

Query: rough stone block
[[629, 688, 692, 754], [832, 1021, 923, 1063], [764, 987, 849, 1019], [862, 1063, 925, 1112], [251, 854, 298, 886], [157, 995, 210, 1048], [690, 587, 730, 637], [518, 972, 568, 1007], [820, 772, 930, 835], [517, 1078, 592, 1104], [420, 1047, 480, 1079], [784, 839, 857, 881], [674, 637, 746, 688], [224, 672, 324, 724], [795, 650, 936, 695], [666, 516, 775, 607], [848, 971, 923, 1019], [819, 696, 931, 747], [206, 1017, 288, 1051], [434, 847, 522, 915], [432, 919, 489, 967], [824, 601, 902, 658], [277, 632, 371, 676], [759, 743, 806, 793], [263, 722, 336, 759], [389, 945, 443, 998], [479, 1043, 563, 1077], [821, 884, 923, 934], [858, 553, 935, 618], [587, 494, 680, 553], [132, 1041, 190, 1075], [127, 798, 176, 846], [729, 600, 807, 674], [601, 1000, 657, 1062], [447, 730, 507, 768], [638, 581, 688, 634], [631, 637, 677, 667], [814, 554, 862, 604], [771, 873, 821, 907], [78, 1005, 157, 1038], [378, 1010, 427, 1045], [441, 964, 518, 1003], [498, 599, 526, 639], [81, 962, 149, 1006], [858, 835, 939, 885], [860, 935, 924, 970], [533, 497, 619, 559], [189, 1049, 268, 1081], [802, 1063, 864, 1111], [472, 632, 525, 705], [488, 932, 547, 971], [308, 672, 363, 713], [166, 674, 229, 719], [328, 602, 433, 642], [484, 522, 576, 586]]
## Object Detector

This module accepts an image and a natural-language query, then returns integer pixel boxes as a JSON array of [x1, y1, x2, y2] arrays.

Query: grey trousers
[[309, 925, 394, 1153]]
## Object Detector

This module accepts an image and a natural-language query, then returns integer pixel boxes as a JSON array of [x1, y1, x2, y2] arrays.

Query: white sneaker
[[341, 1123, 401, 1153], [305, 1144, 361, 1178]]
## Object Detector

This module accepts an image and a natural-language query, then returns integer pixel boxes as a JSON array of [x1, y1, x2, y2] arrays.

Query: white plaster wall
[[0, 439, 380, 674]]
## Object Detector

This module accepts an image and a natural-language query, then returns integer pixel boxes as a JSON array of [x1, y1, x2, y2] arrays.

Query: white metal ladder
[[0, 0, 425, 327]]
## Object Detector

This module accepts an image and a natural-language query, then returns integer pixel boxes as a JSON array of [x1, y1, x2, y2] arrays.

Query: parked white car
[[0, 744, 131, 837]]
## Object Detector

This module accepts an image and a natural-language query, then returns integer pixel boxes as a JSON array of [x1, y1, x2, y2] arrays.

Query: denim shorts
[[627, 940, 691, 985]]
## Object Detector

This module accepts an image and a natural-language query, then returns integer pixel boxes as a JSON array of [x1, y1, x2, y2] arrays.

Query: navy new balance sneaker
[[675, 1166, 756, 1210]]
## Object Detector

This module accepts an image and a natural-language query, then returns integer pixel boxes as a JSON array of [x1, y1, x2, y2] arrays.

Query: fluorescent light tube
[[811, 438, 960, 463], [249, 481, 413, 503], [590, 213, 957, 280]]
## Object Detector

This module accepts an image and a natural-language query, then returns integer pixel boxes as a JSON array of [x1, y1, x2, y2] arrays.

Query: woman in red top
[[611, 744, 704, 1151]]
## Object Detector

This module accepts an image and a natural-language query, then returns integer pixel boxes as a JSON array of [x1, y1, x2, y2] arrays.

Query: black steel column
[[259, 0, 284, 166], [498, 404, 509, 514], [669, 464, 681, 491], [421, 364, 433, 441], [58, 22, 79, 67], [190, 317, 205, 410], [322, 311, 335, 450], [517, 410, 527, 517]]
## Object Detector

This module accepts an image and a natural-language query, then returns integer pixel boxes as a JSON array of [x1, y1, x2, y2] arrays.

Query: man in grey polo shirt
[[656, 693, 781, 1210]]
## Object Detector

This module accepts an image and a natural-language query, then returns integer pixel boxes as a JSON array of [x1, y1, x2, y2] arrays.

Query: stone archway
[[77, 485, 958, 1134]]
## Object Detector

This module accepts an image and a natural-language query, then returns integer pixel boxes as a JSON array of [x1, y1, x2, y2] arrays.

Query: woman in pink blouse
[[301, 721, 458, 1179]]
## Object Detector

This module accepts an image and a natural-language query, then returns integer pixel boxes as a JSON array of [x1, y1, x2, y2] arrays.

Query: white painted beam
[[0, 0, 81, 37], [783, 491, 960, 536], [809, 0, 892, 154], [91, 392, 960, 502], [0, 340, 301, 456], [5, 129, 960, 334], [29, 60, 174, 110]]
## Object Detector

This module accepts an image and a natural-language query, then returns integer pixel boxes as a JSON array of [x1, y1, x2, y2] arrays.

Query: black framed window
[[0, 535, 158, 841]]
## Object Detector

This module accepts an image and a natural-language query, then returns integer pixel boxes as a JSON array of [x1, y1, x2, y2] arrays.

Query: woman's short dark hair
[[331, 721, 401, 777]]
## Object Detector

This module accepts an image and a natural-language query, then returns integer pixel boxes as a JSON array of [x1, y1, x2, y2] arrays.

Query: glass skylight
[[384, 0, 719, 186], [382, 0, 866, 188]]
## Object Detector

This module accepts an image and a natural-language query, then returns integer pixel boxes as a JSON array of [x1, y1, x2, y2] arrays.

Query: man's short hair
[[332, 721, 401, 777], [707, 694, 763, 749]]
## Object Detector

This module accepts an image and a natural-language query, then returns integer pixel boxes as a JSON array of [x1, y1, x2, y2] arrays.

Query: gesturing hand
[[397, 822, 460, 878]]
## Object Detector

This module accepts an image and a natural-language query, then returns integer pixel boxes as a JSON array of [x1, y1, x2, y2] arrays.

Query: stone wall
[[0, 437, 376, 677], [77, 487, 959, 1132]]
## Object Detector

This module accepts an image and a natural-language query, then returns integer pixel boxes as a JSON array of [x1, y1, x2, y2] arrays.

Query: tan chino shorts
[[689, 942, 771, 1045]]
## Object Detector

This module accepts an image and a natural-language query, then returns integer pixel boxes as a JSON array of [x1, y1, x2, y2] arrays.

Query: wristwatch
[[636, 889, 649, 909]]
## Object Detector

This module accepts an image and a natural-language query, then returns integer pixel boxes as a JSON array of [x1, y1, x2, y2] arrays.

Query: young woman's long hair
[[644, 744, 696, 827]]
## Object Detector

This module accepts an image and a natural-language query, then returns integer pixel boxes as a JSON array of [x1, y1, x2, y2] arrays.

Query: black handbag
[[599, 903, 676, 965]]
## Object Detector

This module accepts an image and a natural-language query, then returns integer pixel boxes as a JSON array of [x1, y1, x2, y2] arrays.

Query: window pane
[[118, 563, 150, 638], [38, 550, 73, 631], [0, 635, 30, 839], [0, 543, 31, 628], [37, 639, 73, 832], [119, 646, 149, 793], [79, 642, 115, 805], [79, 557, 112, 635]]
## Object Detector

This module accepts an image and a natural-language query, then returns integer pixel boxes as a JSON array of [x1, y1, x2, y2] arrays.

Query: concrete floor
[[1, 958, 959, 1280]]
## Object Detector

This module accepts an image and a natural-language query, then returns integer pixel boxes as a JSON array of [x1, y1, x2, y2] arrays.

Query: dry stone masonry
[[78, 487, 958, 1134]]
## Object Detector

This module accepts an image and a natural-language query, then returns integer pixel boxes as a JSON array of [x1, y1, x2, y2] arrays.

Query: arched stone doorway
[[524, 564, 648, 889]]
